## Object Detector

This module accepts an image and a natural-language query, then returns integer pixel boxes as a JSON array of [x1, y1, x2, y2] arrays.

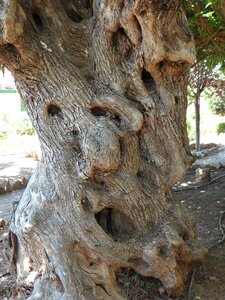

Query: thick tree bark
[[0, 1, 206, 299]]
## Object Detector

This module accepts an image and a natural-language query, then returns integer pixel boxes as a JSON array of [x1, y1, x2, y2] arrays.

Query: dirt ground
[[1, 150, 225, 299], [174, 167, 225, 300]]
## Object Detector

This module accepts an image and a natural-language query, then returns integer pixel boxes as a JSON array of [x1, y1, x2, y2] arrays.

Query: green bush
[[0, 115, 10, 140], [216, 122, 225, 135], [16, 116, 35, 135], [0, 130, 8, 140], [209, 97, 225, 116], [186, 120, 195, 142], [0, 113, 35, 139]]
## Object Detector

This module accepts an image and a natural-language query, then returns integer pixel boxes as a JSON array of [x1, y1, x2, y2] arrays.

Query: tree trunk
[[0, 1, 206, 299], [195, 93, 201, 151]]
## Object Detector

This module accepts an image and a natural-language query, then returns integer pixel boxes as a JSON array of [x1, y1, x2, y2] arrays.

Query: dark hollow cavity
[[141, 69, 157, 92], [47, 104, 62, 117], [91, 107, 121, 123], [116, 268, 163, 299], [32, 12, 43, 28], [95, 208, 135, 241]]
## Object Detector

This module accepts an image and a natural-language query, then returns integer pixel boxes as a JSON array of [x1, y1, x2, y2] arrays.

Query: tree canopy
[[184, 0, 225, 68]]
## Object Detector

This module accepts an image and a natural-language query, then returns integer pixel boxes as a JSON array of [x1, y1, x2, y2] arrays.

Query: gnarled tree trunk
[[0, 1, 206, 299]]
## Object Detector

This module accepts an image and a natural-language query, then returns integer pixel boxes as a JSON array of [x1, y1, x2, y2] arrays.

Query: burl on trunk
[[0, 0, 206, 299]]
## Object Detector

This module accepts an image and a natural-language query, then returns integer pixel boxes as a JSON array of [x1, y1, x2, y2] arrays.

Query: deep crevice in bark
[[112, 27, 133, 56], [91, 107, 108, 117], [70, 130, 80, 152], [67, 10, 83, 23], [47, 104, 63, 118], [95, 208, 135, 241], [32, 12, 43, 29], [181, 231, 190, 242], [81, 197, 92, 211], [158, 60, 188, 74], [175, 96, 179, 104], [8, 231, 18, 269], [132, 15, 142, 40], [141, 69, 157, 93], [64, 0, 93, 23], [116, 268, 162, 300], [158, 245, 169, 260], [139, 9, 147, 17], [91, 107, 122, 124]]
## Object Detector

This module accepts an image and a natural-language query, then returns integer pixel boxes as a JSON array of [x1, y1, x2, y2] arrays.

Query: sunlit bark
[[0, 1, 206, 299]]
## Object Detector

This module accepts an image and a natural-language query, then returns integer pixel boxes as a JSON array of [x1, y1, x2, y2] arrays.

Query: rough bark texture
[[0, 1, 206, 299]]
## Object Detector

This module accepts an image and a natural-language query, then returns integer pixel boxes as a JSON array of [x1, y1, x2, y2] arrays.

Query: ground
[[174, 166, 225, 300], [0, 145, 225, 299]]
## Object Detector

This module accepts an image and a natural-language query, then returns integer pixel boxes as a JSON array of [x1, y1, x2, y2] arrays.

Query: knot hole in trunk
[[32, 12, 43, 29], [91, 107, 121, 124], [47, 104, 63, 118], [95, 208, 135, 241], [141, 69, 157, 94]]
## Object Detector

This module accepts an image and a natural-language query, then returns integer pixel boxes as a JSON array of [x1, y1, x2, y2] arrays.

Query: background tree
[[184, 0, 225, 66], [188, 62, 225, 150], [207, 72, 225, 116], [0, 1, 206, 299], [184, 0, 225, 149]]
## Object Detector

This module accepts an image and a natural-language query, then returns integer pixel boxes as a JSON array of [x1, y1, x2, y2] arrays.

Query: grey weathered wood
[[0, 1, 207, 299]]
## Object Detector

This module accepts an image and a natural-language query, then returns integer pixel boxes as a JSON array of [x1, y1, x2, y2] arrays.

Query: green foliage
[[0, 113, 35, 140], [207, 71, 225, 116], [187, 86, 195, 105], [216, 122, 225, 134], [208, 96, 225, 116], [186, 120, 195, 142], [184, 0, 225, 70], [0, 115, 11, 140], [15, 116, 35, 135], [0, 131, 8, 140]]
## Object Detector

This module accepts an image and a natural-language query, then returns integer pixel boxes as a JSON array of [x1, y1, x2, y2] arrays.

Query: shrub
[[186, 120, 195, 142], [216, 123, 225, 135], [0, 114, 35, 139], [0, 115, 10, 140], [15, 116, 35, 135], [209, 97, 225, 116], [0, 130, 8, 140]]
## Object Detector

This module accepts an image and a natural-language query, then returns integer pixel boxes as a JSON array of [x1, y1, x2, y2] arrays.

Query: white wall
[[0, 91, 22, 116]]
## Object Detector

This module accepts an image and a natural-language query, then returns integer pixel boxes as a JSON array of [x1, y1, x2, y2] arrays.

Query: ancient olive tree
[[0, 0, 206, 299]]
